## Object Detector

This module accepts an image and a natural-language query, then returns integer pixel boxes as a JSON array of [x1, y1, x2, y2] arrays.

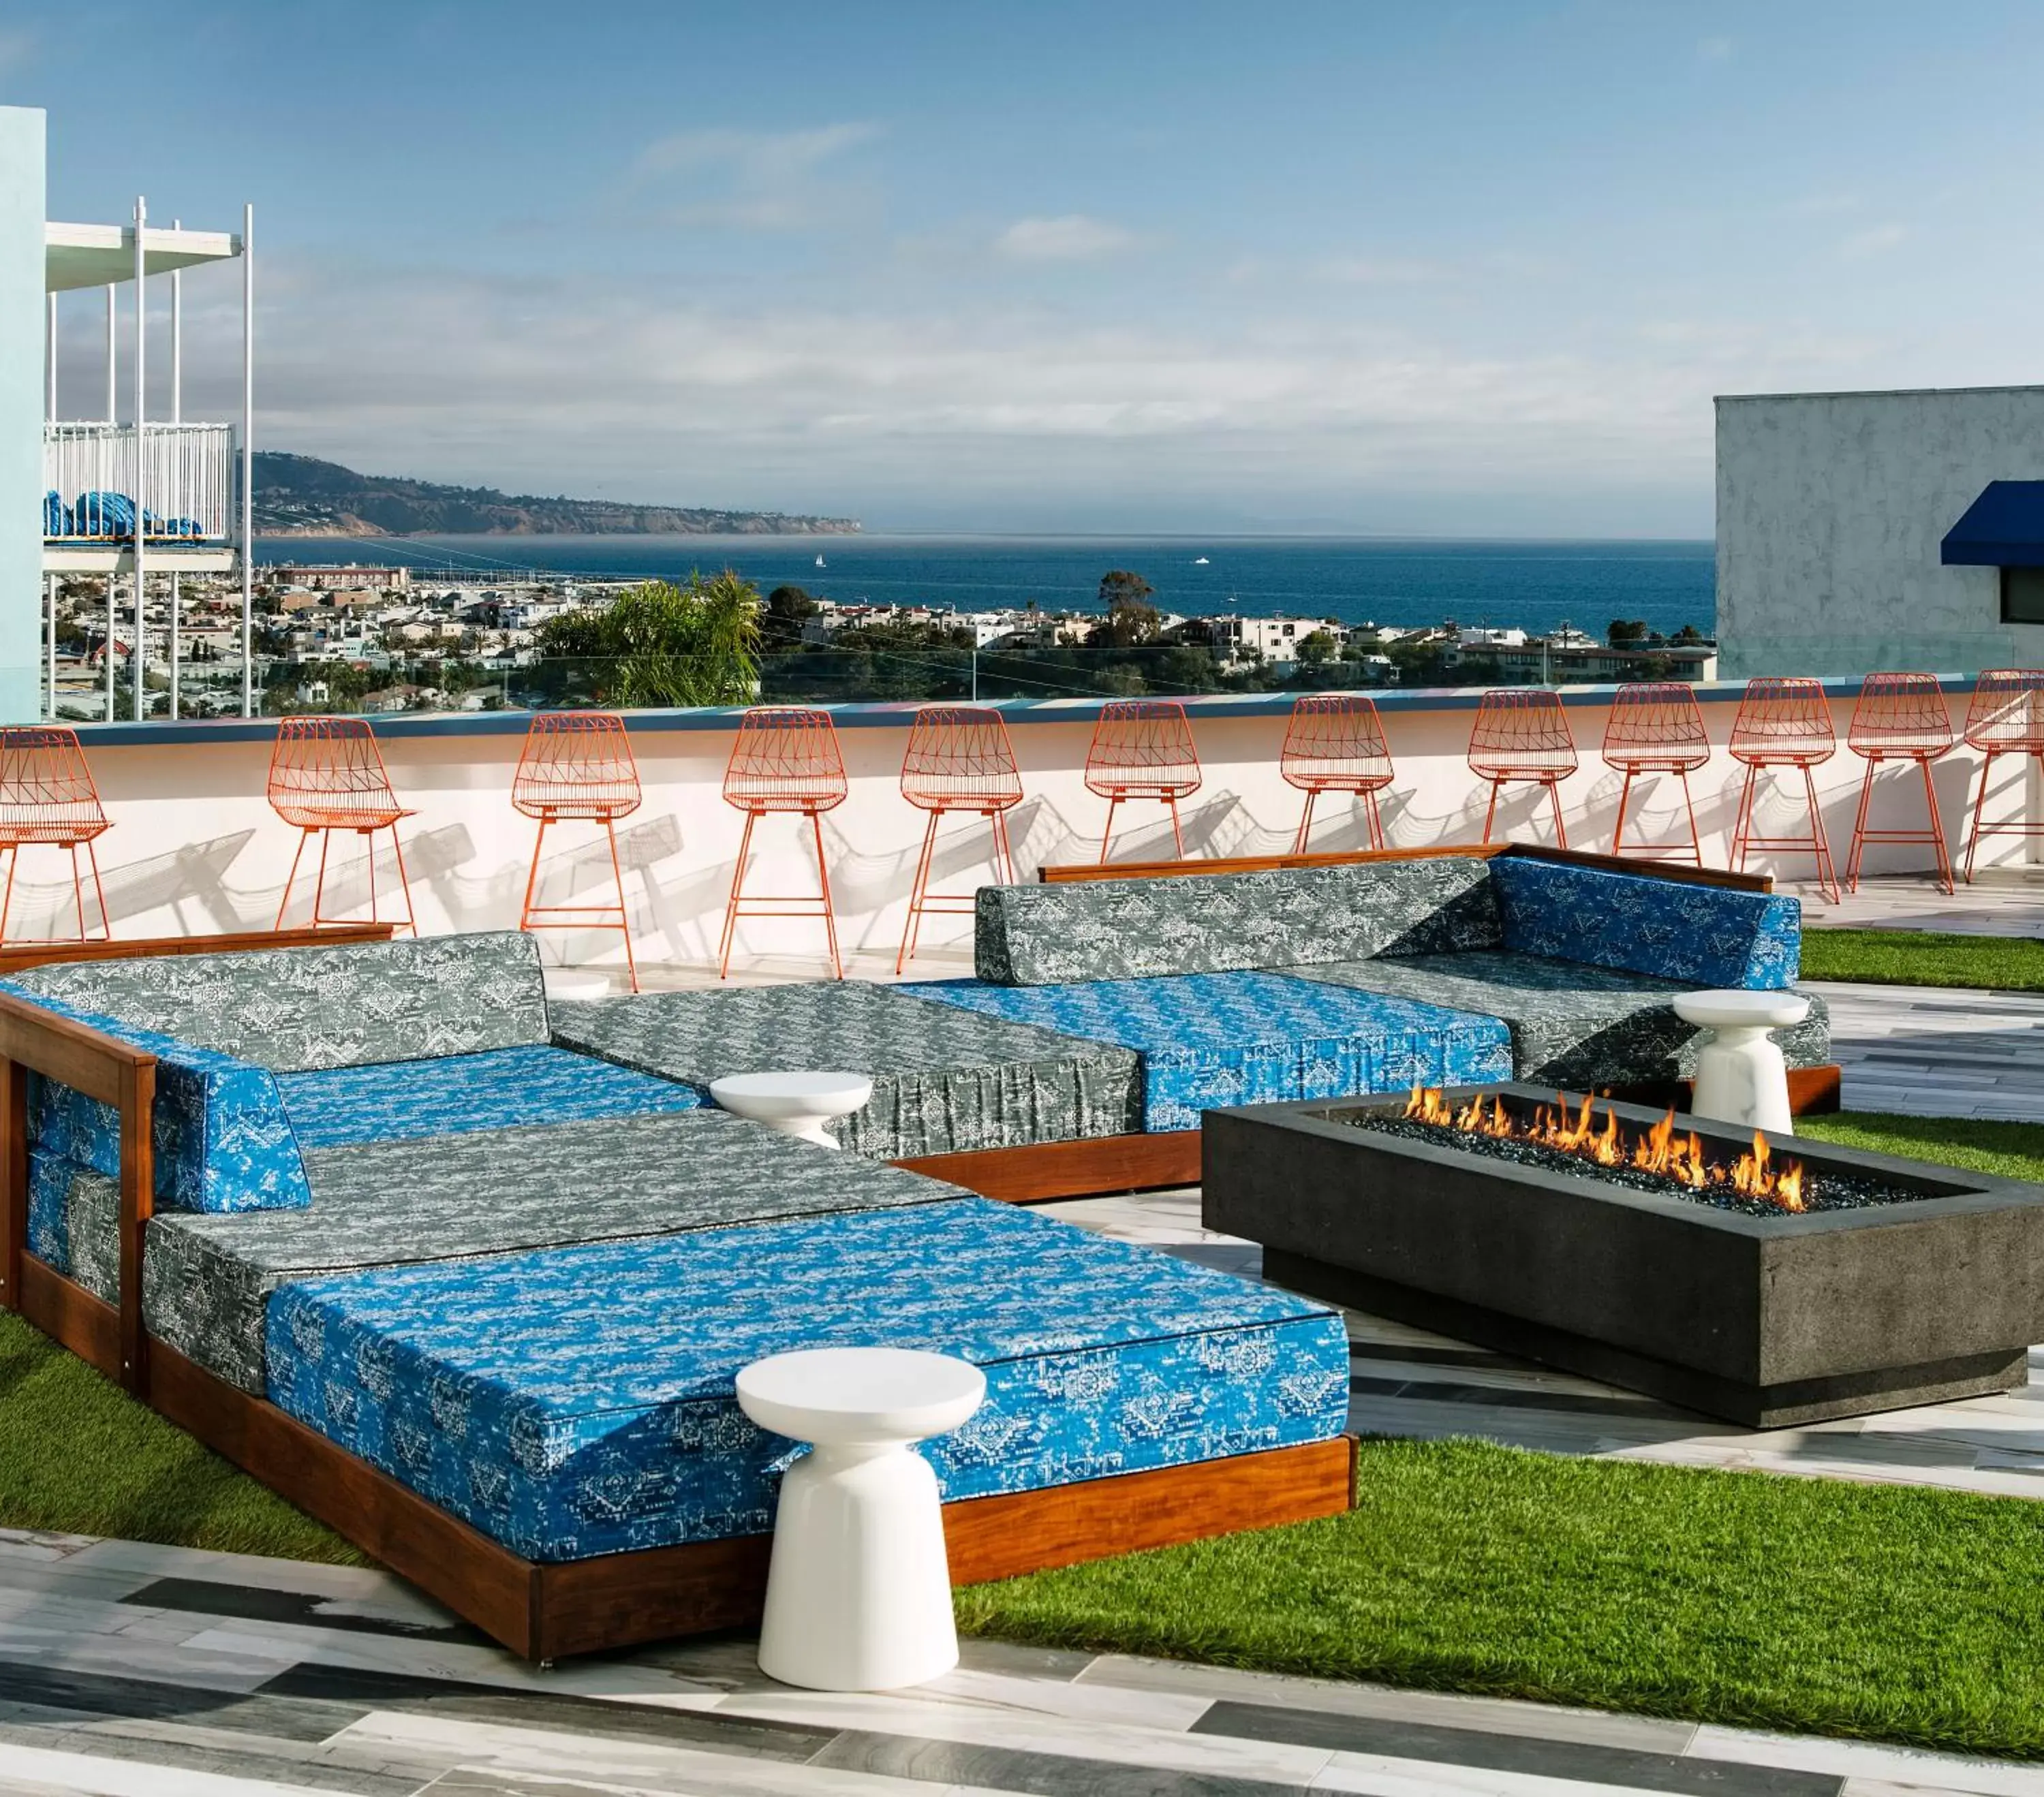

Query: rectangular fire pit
[[1205, 1084, 2044, 1426]]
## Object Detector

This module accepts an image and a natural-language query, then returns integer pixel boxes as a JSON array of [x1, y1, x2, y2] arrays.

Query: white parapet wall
[[1717, 384, 2044, 681], [14, 683, 2026, 978]]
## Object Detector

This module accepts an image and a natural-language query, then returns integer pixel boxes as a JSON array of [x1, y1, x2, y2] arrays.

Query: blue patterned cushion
[[1488, 858, 1800, 990], [276, 1046, 700, 1149], [265, 1198, 1350, 1563], [904, 971, 1511, 1131], [1, 986, 311, 1215]]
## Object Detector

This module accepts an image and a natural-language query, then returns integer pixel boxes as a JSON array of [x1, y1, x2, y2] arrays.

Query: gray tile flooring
[[3, 1523, 2040, 1796]]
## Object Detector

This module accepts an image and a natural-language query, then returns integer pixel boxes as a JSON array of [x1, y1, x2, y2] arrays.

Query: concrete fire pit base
[[1205, 1087, 2044, 1428]]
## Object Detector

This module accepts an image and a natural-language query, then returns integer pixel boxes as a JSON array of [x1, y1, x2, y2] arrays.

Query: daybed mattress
[[33, 1110, 964, 1395], [1286, 953, 1833, 1089], [905, 970, 1513, 1131], [265, 1198, 1352, 1562], [275, 1044, 700, 1148], [550, 981, 1143, 1156]]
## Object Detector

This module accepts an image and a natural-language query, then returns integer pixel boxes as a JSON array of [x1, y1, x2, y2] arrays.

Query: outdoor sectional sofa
[[0, 926, 1354, 1659], [0, 844, 1832, 1657], [555, 846, 1833, 1188]]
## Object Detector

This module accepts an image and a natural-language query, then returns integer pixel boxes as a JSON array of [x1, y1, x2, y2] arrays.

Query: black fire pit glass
[[1204, 1084, 2044, 1428]]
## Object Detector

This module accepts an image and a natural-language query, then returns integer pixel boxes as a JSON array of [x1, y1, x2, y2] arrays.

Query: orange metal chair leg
[[1921, 756, 1955, 894], [896, 809, 942, 976], [1679, 770, 1702, 864], [519, 814, 551, 931], [311, 829, 337, 924], [1481, 778, 1502, 844], [1166, 795, 1186, 858], [811, 807, 843, 980], [1292, 790, 1318, 856], [718, 810, 759, 979], [1610, 768, 1637, 856], [1363, 787, 1387, 851], [602, 813, 638, 992], [84, 838, 110, 938], [68, 845, 85, 942], [1098, 794, 1121, 864], [992, 809, 1018, 885], [1803, 765, 1840, 903], [1548, 777, 1568, 850], [1964, 749, 1996, 882], [1845, 761, 1879, 892], [275, 828, 311, 930], [385, 823, 418, 937]]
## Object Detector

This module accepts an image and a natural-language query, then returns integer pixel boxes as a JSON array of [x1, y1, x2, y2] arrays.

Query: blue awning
[[1942, 482, 2044, 567]]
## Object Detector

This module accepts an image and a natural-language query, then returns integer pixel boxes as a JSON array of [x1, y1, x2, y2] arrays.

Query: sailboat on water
[[816, 554, 826, 569]]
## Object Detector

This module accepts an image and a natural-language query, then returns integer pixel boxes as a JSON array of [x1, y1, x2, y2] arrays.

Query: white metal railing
[[42, 421, 236, 542]]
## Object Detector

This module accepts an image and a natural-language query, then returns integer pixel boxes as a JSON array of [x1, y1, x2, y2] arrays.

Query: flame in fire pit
[[1404, 1087, 1806, 1211]]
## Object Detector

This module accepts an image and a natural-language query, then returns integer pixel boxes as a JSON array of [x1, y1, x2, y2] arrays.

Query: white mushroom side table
[[707, 1071, 873, 1148], [1672, 989, 1812, 1135], [737, 1346, 987, 1691]]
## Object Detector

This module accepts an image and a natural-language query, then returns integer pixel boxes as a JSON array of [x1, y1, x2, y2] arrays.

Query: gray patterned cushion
[[1289, 952, 1831, 1088], [974, 858, 1504, 986], [7, 933, 548, 1073], [56, 1110, 964, 1394], [550, 982, 1143, 1157]]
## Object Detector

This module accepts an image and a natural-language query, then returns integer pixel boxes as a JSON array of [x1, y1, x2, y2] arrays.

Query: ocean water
[[258, 535, 1716, 638]]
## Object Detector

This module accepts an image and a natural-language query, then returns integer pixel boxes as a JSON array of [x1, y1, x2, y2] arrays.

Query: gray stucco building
[[1716, 384, 2044, 679]]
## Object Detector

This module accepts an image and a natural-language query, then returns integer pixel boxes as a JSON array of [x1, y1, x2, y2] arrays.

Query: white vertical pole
[[240, 203, 254, 719], [44, 576, 55, 720], [104, 280, 116, 721], [132, 198, 147, 721], [169, 218, 182, 719]]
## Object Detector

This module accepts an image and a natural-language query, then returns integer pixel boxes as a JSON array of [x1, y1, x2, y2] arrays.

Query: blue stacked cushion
[[904, 969, 1511, 1130], [276, 1044, 699, 1148], [265, 1197, 1351, 1562]]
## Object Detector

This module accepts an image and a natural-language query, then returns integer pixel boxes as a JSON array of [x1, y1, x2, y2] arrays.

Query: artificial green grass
[[1801, 1110, 2044, 1182], [0, 1309, 363, 1563], [1800, 926, 2044, 990], [959, 1435, 2044, 1759]]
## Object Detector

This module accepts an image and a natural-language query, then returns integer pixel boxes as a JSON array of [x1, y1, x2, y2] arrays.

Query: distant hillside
[[252, 453, 860, 538]]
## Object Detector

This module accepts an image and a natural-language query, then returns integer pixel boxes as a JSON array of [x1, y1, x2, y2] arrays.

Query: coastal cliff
[[252, 453, 861, 537]]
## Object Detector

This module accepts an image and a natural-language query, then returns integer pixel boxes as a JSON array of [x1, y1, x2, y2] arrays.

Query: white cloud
[[993, 215, 1138, 262], [1697, 36, 1735, 63], [1840, 222, 1906, 257], [0, 29, 32, 73], [632, 122, 880, 231]]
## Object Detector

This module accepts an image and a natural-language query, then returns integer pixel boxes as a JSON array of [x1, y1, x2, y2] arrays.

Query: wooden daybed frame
[[0, 924, 1350, 1661]]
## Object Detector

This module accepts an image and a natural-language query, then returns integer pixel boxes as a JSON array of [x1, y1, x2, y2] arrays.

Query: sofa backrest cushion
[[974, 858, 1503, 985], [6, 931, 548, 1072], [1489, 856, 1799, 990]]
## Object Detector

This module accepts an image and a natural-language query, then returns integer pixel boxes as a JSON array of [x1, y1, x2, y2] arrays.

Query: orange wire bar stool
[[0, 727, 112, 944], [268, 717, 416, 935], [513, 711, 642, 993], [1281, 693, 1395, 852], [1468, 689, 1577, 847], [1729, 676, 1840, 902], [895, 705, 1025, 974], [1085, 698, 1202, 863], [1961, 669, 2044, 881], [719, 706, 848, 980], [1601, 681, 1709, 863], [1845, 672, 1955, 896]]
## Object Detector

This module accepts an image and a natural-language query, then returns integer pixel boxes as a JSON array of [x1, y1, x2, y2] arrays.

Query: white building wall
[[1716, 385, 2044, 679], [0, 108, 44, 721]]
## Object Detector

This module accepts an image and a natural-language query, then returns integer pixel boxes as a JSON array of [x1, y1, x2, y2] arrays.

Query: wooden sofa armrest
[[1037, 842, 1773, 893], [0, 994, 157, 1394]]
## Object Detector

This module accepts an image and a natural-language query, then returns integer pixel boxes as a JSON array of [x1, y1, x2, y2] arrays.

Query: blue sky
[[8, 3, 2042, 534]]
